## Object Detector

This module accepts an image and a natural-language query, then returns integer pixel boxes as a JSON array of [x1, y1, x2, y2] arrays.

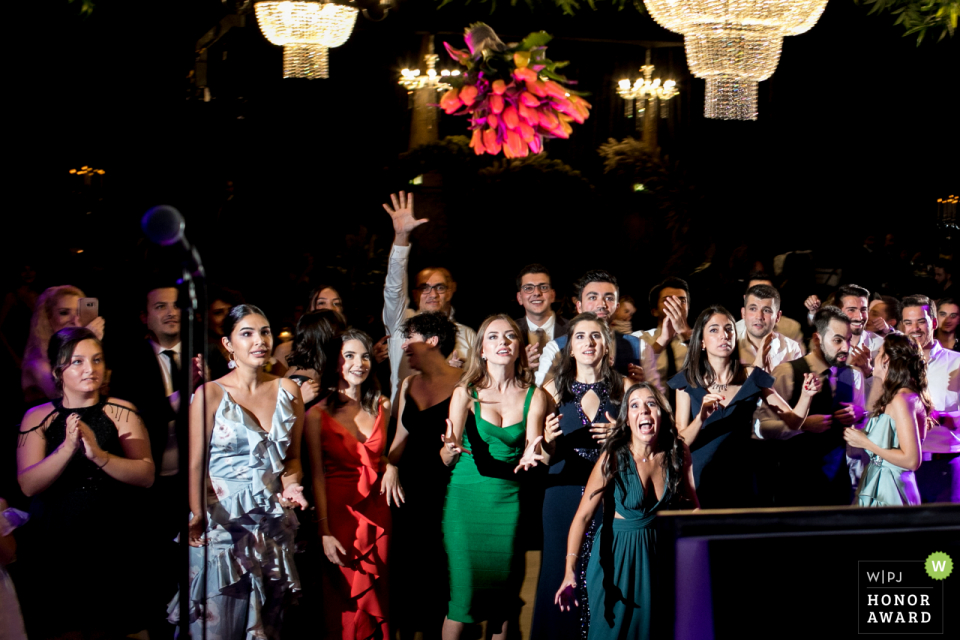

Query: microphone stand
[[176, 247, 207, 640]]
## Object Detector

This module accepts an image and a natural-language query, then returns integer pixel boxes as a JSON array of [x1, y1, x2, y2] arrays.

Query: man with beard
[[737, 284, 803, 371], [805, 285, 884, 377], [900, 295, 960, 503], [534, 269, 657, 387], [757, 307, 867, 505]]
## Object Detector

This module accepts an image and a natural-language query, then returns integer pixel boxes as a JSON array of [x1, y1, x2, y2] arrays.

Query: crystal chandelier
[[255, 1, 359, 79], [617, 53, 678, 120], [643, 0, 829, 120], [399, 54, 460, 94]]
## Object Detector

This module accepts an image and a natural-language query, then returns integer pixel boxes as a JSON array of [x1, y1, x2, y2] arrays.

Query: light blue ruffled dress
[[855, 413, 921, 507], [173, 380, 300, 640]]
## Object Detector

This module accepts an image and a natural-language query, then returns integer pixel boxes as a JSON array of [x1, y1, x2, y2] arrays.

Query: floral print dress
[[172, 380, 300, 640]]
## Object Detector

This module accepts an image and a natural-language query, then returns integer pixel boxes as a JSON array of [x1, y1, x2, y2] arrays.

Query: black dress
[[669, 369, 774, 508], [15, 398, 148, 638], [531, 382, 617, 640], [391, 393, 452, 638]]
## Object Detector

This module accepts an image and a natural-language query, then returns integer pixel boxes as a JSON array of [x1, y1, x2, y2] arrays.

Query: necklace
[[710, 372, 731, 392]]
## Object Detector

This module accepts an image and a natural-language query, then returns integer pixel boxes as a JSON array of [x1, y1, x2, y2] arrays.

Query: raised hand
[[868, 315, 892, 335], [85, 316, 106, 341], [590, 411, 617, 445], [544, 412, 563, 444], [322, 534, 349, 566], [373, 336, 390, 364], [627, 363, 645, 383], [753, 333, 774, 372], [381, 463, 405, 507], [663, 296, 691, 341], [514, 435, 545, 473], [698, 393, 725, 423], [554, 575, 579, 612], [280, 483, 309, 510], [801, 372, 822, 398], [382, 191, 427, 244], [849, 345, 873, 377], [804, 295, 821, 314]]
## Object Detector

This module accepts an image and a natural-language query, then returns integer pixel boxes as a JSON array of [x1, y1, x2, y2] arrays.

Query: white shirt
[[735, 324, 803, 370], [923, 340, 960, 453], [635, 327, 687, 393], [382, 244, 476, 404], [854, 329, 885, 360], [150, 340, 181, 477], [526, 314, 557, 347], [533, 332, 660, 389]]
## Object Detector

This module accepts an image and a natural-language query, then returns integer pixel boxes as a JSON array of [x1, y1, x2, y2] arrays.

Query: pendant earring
[[228, 352, 237, 369]]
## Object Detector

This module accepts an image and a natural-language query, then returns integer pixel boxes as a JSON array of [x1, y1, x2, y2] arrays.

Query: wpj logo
[[858, 556, 947, 634]]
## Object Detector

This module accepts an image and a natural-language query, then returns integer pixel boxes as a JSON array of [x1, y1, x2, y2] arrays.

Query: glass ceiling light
[[643, 0, 829, 120], [255, 1, 359, 79]]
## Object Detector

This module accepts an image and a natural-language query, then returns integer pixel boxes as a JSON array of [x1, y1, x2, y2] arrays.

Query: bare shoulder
[[103, 398, 141, 425], [379, 394, 392, 413], [196, 380, 226, 405], [278, 376, 302, 395], [21, 402, 56, 430], [544, 379, 559, 400]]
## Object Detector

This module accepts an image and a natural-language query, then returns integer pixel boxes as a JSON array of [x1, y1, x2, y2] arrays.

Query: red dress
[[320, 404, 391, 639]]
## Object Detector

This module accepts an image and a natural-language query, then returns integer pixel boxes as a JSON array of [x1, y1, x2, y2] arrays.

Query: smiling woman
[[16, 326, 154, 638]]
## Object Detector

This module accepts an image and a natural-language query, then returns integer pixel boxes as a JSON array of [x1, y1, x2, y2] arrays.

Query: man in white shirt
[[381, 191, 476, 404], [635, 277, 691, 394], [805, 285, 884, 376], [736, 284, 803, 371], [514, 264, 568, 370], [535, 270, 656, 387], [757, 307, 867, 505], [900, 295, 960, 503], [739, 271, 805, 345]]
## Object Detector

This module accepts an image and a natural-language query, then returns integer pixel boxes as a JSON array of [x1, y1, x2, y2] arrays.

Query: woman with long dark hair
[[531, 312, 629, 640], [845, 333, 928, 506], [184, 304, 308, 640], [284, 309, 347, 410], [440, 314, 548, 640], [17, 326, 154, 638], [669, 305, 820, 507], [310, 328, 392, 638], [555, 383, 697, 639]]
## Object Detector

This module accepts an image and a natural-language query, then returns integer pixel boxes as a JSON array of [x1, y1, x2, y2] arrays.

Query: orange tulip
[[505, 129, 526, 157], [517, 121, 535, 143], [483, 128, 501, 155], [492, 79, 507, 95], [513, 67, 537, 83], [502, 105, 520, 129], [526, 79, 548, 97], [518, 102, 539, 125], [520, 92, 540, 107], [552, 97, 584, 123], [470, 129, 485, 155], [542, 80, 567, 99], [538, 109, 558, 130], [459, 85, 478, 107], [440, 89, 462, 114], [489, 94, 504, 114], [487, 113, 500, 129]]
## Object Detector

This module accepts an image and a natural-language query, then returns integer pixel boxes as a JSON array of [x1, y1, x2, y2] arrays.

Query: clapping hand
[[279, 484, 309, 510], [753, 333, 774, 372], [662, 296, 691, 342], [544, 413, 563, 444], [849, 345, 874, 377], [626, 363, 645, 383], [804, 295, 821, 315], [698, 393, 725, 423], [64, 413, 82, 451], [525, 343, 541, 369], [514, 436, 545, 473], [590, 411, 617, 445], [73, 414, 106, 464]]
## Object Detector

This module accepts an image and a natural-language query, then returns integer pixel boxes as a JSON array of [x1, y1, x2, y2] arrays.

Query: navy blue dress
[[668, 368, 774, 508], [531, 382, 618, 640]]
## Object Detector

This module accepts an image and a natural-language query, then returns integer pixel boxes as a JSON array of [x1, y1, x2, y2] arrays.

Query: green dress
[[442, 385, 534, 623], [586, 454, 671, 640], [855, 413, 921, 506]]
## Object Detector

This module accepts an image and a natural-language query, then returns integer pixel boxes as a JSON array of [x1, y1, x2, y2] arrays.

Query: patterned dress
[[177, 380, 300, 640]]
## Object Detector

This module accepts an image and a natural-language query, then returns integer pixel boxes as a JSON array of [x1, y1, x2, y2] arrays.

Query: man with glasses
[[515, 264, 568, 370], [382, 192, 477, 403]]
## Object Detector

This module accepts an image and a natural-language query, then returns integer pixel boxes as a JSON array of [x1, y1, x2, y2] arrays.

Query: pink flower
[[518, 103, 539, 125], [489, 94, 504, 114], [487, 113, 500, 129], [528, 135, 543, 154], [542, 80, 568, 99], [459, 85, 478, 107], [538, 109, 559, 130], [517, 121, 535, 143], [440, 89, 462, 114], [513, 67, 537, 83], [526, 80, 548, 97], [502, 105, 520, 129], [520, 92, 540, 107]]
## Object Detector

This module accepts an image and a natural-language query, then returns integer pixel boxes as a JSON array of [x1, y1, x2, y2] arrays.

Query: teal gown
[[855, 413, 921, 506], [442, 386, 533, 623], [586, 454, 672, 640]]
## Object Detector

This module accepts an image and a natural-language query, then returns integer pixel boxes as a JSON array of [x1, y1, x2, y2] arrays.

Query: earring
[[481, 355, 487, 361], [227, 351, 237, 369]]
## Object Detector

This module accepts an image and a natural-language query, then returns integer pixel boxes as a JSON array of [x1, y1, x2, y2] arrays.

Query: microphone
[[141, 205, 187, 248], [141, 205, 205, 278]]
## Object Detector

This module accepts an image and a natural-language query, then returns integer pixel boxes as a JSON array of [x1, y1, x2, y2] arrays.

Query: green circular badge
[[925, 551, 953, 580]]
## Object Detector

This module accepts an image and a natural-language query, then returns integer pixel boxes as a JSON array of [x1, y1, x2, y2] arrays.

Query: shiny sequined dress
[[320, 403, 391, 639], [531, 382, 617, 640], [16, 399, 148, 638], [178, 381, 300, 640], [855, 413, 920, 506], [442, 386, 534, 623], [586, 457, 672, 640]]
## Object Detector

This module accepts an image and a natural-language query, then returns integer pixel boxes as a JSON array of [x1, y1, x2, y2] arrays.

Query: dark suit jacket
[[108, 338, 177, 475], [516, 314, 570, 347]]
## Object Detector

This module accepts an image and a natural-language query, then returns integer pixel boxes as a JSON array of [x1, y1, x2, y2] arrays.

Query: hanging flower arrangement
[[438, 23, 592, 158]]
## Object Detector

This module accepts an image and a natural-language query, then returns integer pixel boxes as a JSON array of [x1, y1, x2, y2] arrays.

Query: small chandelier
[[399, 54, 460, 94], [255, 1, 359, 79], [642, 0, 829, 120], [617, 53, 678, 120]]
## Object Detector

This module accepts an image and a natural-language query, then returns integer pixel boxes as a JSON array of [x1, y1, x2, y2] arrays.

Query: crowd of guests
[[1, 190, 957, 640]]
